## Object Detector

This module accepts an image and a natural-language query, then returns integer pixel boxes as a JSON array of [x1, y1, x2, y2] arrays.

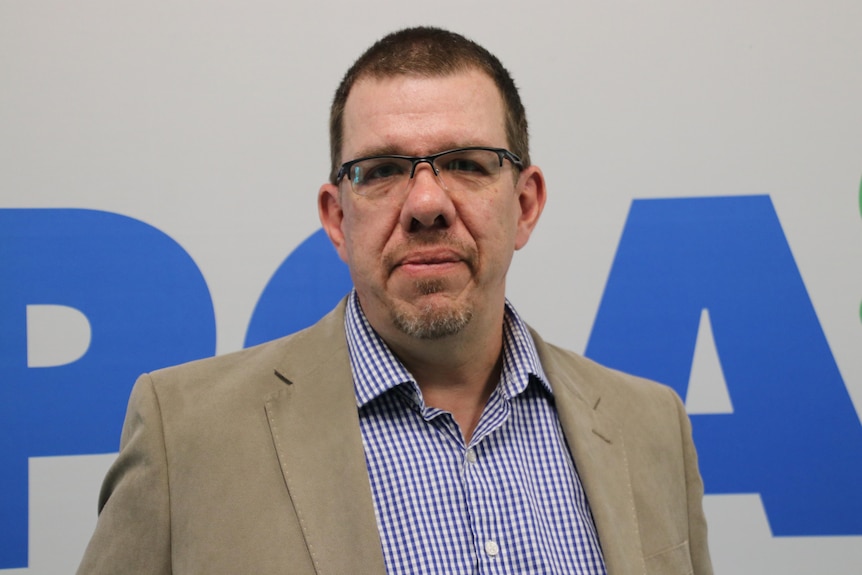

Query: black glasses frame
[[335, 146, 524, 186]]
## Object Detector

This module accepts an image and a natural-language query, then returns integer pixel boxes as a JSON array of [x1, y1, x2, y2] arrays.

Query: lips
[[387, 245, 473, 279], [395, 250, 461, 274], [399, 250, 461, 267]]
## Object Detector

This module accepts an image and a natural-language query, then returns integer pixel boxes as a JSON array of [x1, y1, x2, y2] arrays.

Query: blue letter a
[[586, 195, 862, 536]]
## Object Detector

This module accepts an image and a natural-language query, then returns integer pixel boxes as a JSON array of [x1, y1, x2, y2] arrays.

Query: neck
[[413, 352, 502, 444], [383, 307, 506, 444]]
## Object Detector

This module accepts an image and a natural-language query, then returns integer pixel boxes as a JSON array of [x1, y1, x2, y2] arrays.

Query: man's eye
[[363, 162, 405, 182], [443, 159, 486, 173]]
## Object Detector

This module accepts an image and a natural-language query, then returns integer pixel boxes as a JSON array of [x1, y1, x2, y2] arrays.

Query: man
[[78, 27, 712, 574]]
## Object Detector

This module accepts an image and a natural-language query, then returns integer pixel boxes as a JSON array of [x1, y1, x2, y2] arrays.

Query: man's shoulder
[[147, 333, 290, 387], [143, 300, 349, 401], [530, 328, 682, 415]]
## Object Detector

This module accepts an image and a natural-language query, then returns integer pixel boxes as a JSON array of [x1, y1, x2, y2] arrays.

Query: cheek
[[466, 195, 519, 246], [341, 207, 393, 272]]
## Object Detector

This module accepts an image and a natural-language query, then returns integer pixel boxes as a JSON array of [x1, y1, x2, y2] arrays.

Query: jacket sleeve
[[76, 374, 172, 574]]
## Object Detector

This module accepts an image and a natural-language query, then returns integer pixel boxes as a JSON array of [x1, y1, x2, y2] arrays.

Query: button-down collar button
[[466, 448, 477, 464]]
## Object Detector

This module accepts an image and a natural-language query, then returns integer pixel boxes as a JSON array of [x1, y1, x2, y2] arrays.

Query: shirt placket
[[461, 389, 512, 575]]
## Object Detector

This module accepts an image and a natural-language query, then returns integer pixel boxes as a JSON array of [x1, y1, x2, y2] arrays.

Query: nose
[[400, 162, 456, 232]]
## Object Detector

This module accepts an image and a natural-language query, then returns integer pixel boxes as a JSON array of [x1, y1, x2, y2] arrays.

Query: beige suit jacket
[[78, 300, 712, 574]]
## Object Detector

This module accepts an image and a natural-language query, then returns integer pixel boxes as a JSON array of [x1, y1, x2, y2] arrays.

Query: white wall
[[2, 1, 861, 572]]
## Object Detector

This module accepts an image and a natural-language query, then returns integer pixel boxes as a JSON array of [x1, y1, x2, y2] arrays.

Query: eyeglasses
[[336, 146, 523, 197]]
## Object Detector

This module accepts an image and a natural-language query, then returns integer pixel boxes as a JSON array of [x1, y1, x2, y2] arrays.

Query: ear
[[514, 165, 547, 250], [318, 182, 349, 263]]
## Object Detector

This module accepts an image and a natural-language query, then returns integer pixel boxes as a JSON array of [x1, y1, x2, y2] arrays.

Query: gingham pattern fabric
[[346, 291, 607, 574]]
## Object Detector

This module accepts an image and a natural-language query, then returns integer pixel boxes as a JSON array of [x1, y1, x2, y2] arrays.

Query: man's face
[[319, 69, 545, 342]]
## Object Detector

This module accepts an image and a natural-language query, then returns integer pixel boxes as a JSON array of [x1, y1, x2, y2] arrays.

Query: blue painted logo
[[585, 195, 862, 536], [0, 209, 216, 568]]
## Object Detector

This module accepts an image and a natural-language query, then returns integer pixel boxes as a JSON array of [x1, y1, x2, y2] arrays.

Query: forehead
[[341, 69, 507, 159]]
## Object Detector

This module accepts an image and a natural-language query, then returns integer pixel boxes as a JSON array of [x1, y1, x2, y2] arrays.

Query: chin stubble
[[390, 279, 474, 340]]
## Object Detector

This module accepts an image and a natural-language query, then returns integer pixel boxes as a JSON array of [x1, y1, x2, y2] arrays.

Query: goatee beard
[[390, 279, 473, 339]]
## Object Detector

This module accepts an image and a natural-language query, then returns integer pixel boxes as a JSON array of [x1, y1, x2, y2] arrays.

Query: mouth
[[391, 248, 468, 278], [384, 230, 478, 281]]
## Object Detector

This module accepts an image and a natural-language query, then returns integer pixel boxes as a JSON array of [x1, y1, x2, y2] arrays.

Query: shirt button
[[484, 539, 499, 557], [465, 449, 477, 464]]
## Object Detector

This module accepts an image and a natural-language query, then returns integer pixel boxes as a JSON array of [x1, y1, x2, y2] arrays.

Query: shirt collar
[[345, 290, 551, 408]]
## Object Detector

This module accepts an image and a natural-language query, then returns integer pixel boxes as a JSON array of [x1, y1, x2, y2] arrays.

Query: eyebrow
[[349, 145, 403, 159]]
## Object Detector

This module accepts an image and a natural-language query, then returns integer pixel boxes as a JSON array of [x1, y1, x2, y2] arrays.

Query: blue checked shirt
[[345, 291, 607, 575]]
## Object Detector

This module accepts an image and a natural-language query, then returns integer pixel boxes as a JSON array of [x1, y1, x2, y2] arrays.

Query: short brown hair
[[328, 27, 530, 183]]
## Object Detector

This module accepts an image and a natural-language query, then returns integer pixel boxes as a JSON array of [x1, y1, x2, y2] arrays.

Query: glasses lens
[[435, 149, 503, 191], [347, 157, 413, 196]]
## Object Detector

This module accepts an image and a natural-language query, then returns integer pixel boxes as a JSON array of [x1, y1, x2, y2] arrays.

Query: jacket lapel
[[264, 302, 386, 575], [533, 332, 647, 574]]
